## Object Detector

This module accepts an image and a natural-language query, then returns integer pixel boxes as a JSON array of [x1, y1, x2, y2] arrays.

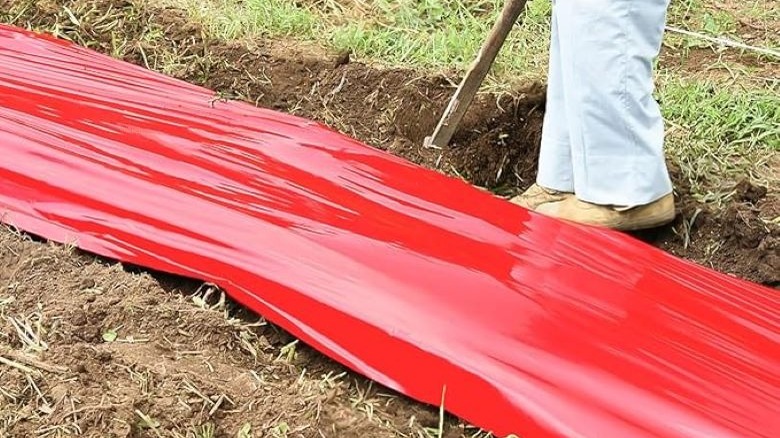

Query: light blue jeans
[[537, 0, 673, 207]]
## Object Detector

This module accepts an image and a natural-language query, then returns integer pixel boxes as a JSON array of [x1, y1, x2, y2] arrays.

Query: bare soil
[[0, 0, 778, 437], [0, 231, 446, 438]]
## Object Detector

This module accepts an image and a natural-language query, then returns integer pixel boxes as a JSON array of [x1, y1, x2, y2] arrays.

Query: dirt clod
[[734, 179, 768, 204], [333, 49, 351, 68]]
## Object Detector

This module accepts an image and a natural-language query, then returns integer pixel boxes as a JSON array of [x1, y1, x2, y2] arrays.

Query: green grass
[[205, 0, 319, 38], [669, 0, 780, 48], [172, 0, 553, 84], [170, 0, 316, 39], [325, 0, 552, 83], [173, 0, 779, 77], [669, 0, 738, 35], [658, 74, 779, 201]]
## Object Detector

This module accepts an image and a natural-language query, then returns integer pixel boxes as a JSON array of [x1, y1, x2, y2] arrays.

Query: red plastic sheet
[[1, 25, 778, 437]]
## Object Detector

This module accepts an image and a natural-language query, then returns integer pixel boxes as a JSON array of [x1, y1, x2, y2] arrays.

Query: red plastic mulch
[[1, 25, 778, 437]]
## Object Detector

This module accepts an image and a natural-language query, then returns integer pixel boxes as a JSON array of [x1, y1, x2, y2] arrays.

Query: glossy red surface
[[1, 25, 778, 437]]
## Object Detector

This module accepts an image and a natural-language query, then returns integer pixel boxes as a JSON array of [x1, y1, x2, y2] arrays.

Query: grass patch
[[658, 75, 780, 200], [324, 0, 552, 84], [169, 0, 553, 84], [670, 0, 739, 35], [667, 0, 780, 48], [170, 0, 779, 79], [182, 0, 319, 39]]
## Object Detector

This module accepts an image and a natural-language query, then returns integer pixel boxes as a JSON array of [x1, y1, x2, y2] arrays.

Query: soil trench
[[0, 0, 778, 437]]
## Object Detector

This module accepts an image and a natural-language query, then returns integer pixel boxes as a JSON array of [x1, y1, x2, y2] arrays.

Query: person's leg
[[556, 0, 672, 206], [511, 0, 574, 210], [536, 0, 574, 193], [535, 0, 675, 230]]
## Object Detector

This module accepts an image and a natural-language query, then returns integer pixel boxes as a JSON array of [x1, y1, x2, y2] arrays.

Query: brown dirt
[[635, 172, 779, 288], [0, 0, 778, 436], [0, 230, 454, 437], [189, 36, 545, 192]]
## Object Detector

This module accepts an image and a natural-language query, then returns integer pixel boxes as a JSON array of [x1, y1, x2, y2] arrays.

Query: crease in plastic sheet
[[0, 25, 778, 438]]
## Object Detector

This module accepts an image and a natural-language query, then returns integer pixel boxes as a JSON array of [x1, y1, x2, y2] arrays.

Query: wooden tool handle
[[425, 0, 528, 149]]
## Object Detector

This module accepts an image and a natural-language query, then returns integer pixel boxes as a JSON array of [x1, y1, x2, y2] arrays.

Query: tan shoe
[[535, 193, 676, 231], [510, 184, 573, 210]]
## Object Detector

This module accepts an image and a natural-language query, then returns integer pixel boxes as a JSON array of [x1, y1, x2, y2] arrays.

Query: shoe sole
[[614, 209, 676, 231]]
